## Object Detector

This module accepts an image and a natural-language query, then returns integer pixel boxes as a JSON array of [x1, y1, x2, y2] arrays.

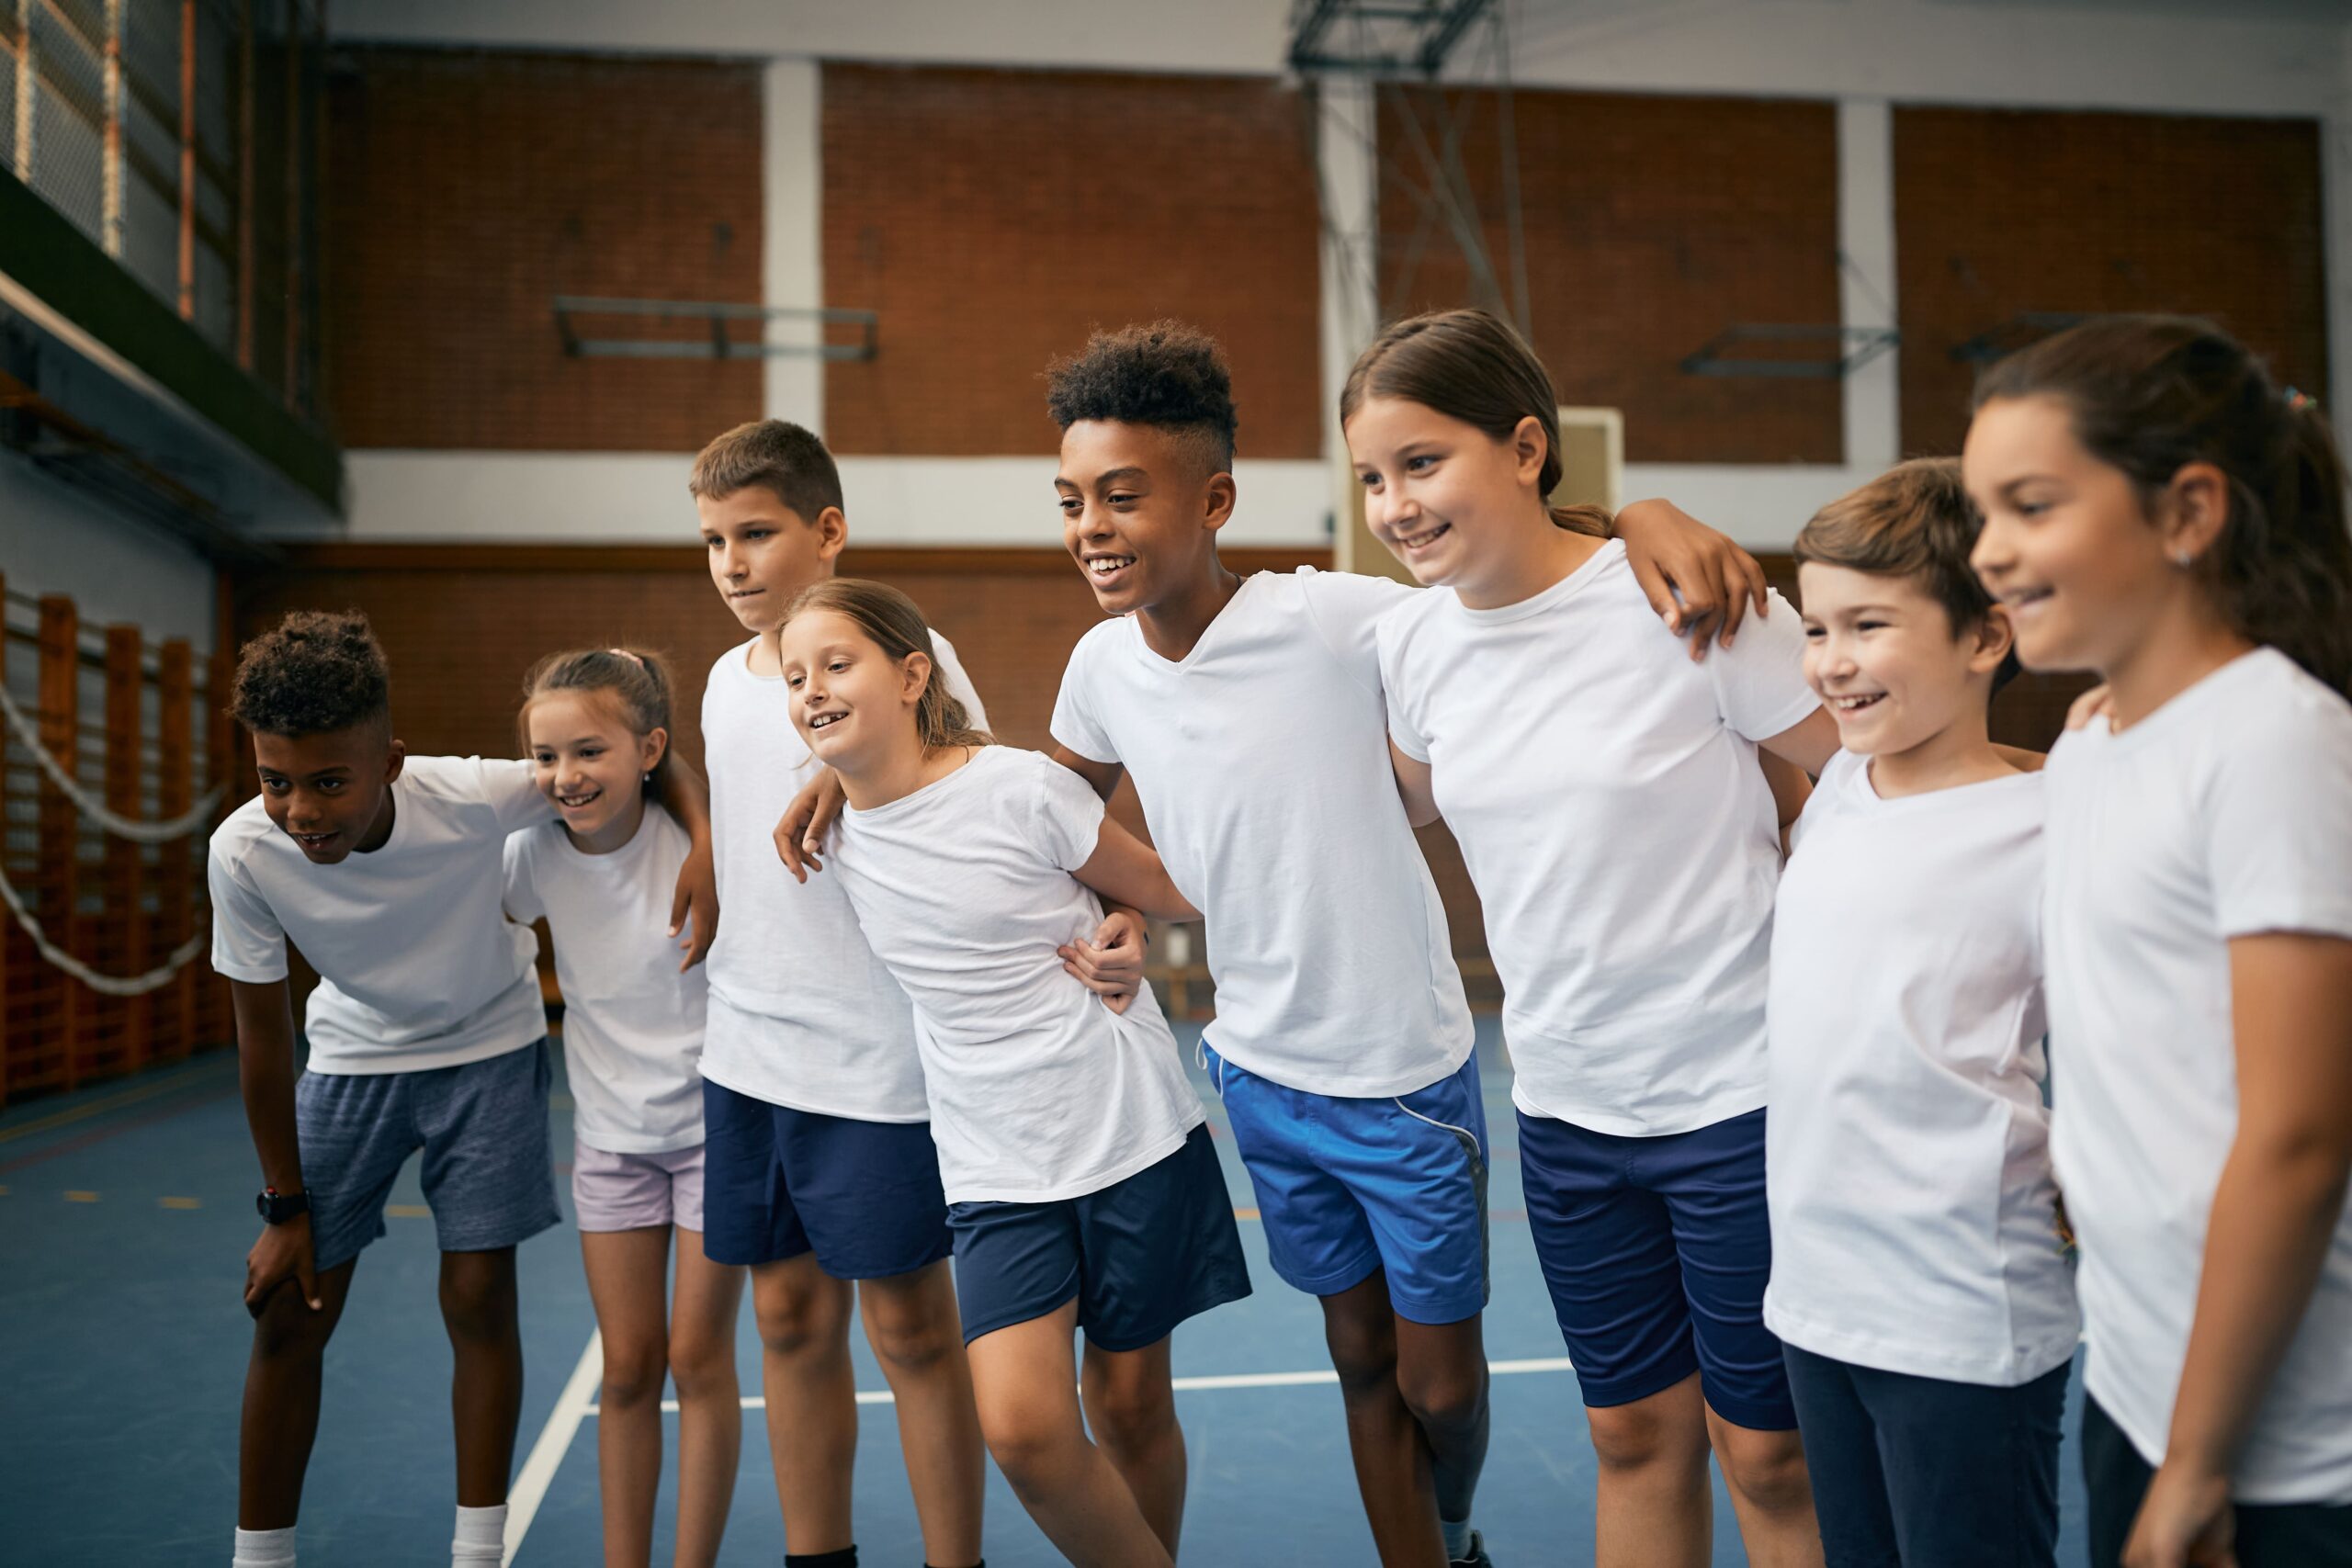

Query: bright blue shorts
[[1519, 1104, 1794, 1430], [1205, 1043, 1488, 1325], [700, 1078, 953, 1279], [948, 1123, 1251, 1350]]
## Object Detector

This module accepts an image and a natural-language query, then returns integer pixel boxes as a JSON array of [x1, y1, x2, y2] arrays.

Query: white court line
[[586, 1354, 1579, 1416], [504, 1330, 604, 1566]]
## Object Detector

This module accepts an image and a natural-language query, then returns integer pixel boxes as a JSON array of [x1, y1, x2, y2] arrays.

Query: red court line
[[0, 1086, 242, 1174]]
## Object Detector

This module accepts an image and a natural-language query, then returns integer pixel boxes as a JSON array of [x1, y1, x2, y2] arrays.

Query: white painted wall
[[0, 453, 217, 649], [342, 451, 1334, 549]]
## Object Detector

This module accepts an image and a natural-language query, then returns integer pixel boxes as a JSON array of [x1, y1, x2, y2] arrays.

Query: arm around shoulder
[[1073, 818, 1200, 923]]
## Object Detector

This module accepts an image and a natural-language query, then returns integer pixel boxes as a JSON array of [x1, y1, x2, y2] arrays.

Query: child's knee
[[666, 1327, 738, 1399], [753, 1278, 843, 1359], [601, 1334, 670, 1409], [1587, 1399, 1706, 1474], [251, 1287, 337, 1363], [438, 1255, 518, 1343], [1090, 1377, 1178, 1459], [1396, 1358, 1486, 1436], [979, 1401, 1080, 1491], [1715, 1424, 1813, 1513], [1322, 1310, 1397, 1393]]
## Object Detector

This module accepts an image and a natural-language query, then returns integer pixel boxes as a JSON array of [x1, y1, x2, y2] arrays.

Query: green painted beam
[[0, 170, 343, 513]]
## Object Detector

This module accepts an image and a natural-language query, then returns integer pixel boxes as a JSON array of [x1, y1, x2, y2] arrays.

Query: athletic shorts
[[1205, 1042, 1488, 1325], [2086, 1397, 2352, 1568], [700, 1077, 952, 1278], [294, 1038, 561, 1273], [572, 1137, 705, 1234], [1519, 1104, 1795, 1430], [948, 1123, 1252, 1350]]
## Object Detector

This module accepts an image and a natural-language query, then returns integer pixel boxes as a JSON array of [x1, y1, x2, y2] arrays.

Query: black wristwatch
[[255, 1187, 311, 1224]]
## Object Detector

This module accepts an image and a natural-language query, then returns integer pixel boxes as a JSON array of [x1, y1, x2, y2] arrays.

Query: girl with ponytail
[[775, 579, 1250, 1565], [1965, 315, 2352, 1568]]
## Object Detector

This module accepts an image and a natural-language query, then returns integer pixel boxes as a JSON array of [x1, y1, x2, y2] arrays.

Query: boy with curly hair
[[210, 611, 715, 1568]]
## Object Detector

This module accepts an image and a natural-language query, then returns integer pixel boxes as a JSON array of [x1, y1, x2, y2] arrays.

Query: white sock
[[1441, 1516, 1475, 1562], [451, 1504, 506, 1566], [232, 1525, 296, 1567]]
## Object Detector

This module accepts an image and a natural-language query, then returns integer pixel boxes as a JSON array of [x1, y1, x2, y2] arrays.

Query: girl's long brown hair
[[782, 579, 990, 750], [517, 646, 675, 789], [1341, 308, 1612, 539], [1975, 314, 2352, 695]]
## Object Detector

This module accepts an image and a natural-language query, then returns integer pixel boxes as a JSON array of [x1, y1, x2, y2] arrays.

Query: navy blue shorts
[[1786, 1344, 2069, 1568], [700, 1078, 953, 1279], [1207, 1042, 1488, 1324], [2085, 1397, 2352, 1568], [294, 1038, 561, 1273], [948, 1123, 1252, 1351], [1519, 1104, 1794, 1429]]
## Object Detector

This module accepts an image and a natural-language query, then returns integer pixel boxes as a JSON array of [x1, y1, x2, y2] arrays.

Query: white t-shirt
[[1378, 538, 1819, 1135], [1764, 750, 2078, 1385], [2044, 648, 2352, 1503], [828, 745, 1204, 1204], [503, 804, 707, 1155], [208, 754, 550, 1074], [1051, 568, 1473, 1097], [697, 631, 987, 1122]]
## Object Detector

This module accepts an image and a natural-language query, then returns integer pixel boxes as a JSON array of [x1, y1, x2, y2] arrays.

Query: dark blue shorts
[[2085, 1396, 2352, 1568], [1519, 1104, 1794, 1429], [700, 1078, 953, 1279], [294, 1038, 561, 1273], [1206, 1042, 1488, 1325], [1786, 1344, 2069, 1568], [947, 1123, 1252, 1351]]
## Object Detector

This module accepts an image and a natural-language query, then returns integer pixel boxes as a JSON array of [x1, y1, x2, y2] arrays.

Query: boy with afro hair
[[211, 610, 715, 1568]]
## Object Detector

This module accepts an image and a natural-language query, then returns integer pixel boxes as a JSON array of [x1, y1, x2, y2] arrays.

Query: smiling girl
[[1350, 309, 1838, 1568], [504, 649, 744, 1568], [775, 578, 1248, 1568], [1965, 316, 2352, 1568]]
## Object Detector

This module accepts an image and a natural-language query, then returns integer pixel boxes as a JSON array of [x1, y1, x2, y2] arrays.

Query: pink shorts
[[572, 1137, 706, 1234]]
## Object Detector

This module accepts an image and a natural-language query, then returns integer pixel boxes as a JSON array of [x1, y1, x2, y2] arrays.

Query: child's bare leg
[[1589, 1373, 1713, 1568], [968, 1303, 1172, 1567], [751, 1254, 857, 1555], [1395, 1313, 1491, 1545], [238, 1258, 359, 1528], [1704, 1406, 1823, 1568], [1321, 1275, 1448, 1567], [440, 1247, 525, 1507], [857, 1261, 984, 1567], [668, 1230, 745, 1568], [581, 1227, 673, 1568], [1077, 1334, 1185, 1554]]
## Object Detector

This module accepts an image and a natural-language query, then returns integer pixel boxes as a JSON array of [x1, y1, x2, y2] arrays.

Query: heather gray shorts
[[294, 1039, 561, 1272]]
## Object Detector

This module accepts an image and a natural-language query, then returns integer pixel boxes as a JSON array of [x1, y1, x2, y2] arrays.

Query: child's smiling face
[[777, 610, 924, 778], [1345, 394, 1545, 602], [1056, 420, 1230, 617], [253, 723, 403, 863], [1799, 562, 2008, 759], [525, 689, 662, 848]]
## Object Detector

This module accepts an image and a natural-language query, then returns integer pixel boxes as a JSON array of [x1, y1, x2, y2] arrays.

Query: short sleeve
[[1785, 750, 1858, 856], [1048, 631, 1119, 765], [1375, 610, 1432, 763], [1702, 590, 1822, 743], [1299, 568, 1419, 695], [502, 830, 546, 925], [207, 837, 289, 983], [932, 633, 991, 734], [2203, 691, 2352, 941], [1029, 752, 1109, 874], [476, 756, 553, 835]]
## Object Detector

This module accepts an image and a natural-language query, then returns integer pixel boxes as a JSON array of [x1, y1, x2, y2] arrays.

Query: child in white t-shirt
[[1349, 309, 1839, 1568], [1770, 459, 2077, 1568], [503, 647, 741, 1568], [1966, 315, 2352, 1567], [209, 611, 716, 1568], [775, 577, 1248, 1568]]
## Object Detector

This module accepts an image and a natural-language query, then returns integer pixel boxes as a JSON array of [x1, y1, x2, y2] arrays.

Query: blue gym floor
[[1, 1020, 2096, 1564]]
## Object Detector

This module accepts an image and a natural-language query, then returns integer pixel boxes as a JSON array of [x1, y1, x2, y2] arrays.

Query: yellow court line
[[1235, 1207, 1260, 1220], [160, 1196, 202, 1210], [384, 1203, 431, 1218], [63, 1190, 100, 1202], [0, 1059, 235, 1145]]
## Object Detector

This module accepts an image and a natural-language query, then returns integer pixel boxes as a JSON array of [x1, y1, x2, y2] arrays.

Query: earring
[[2170, 548, 2193, 568]]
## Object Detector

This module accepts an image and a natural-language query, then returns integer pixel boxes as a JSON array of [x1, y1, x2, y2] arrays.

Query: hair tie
[[2286, 386, 2318, 413], [607, 648, 645, 668]]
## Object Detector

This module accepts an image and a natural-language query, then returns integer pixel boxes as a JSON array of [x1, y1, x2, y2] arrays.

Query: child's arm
[[2126, 931, 2352, 1568], [232, 977, 322, 1315], [775, 769, 846, 882], [652, 755, 718, 969], [1049, 742, 1125, 803], [1760, 751, 1813, 841], [1757, 706, 1841, 777], [1614, 498, 1771, 660], [1073, 818, 1200, 923], [1046, 747, 1146, 1005], [1388, 740, 1442, 829]]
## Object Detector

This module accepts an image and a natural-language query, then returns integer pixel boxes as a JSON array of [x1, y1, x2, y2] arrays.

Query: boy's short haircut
[[688, 419, 844, 523], [232, 609, 391, 737], [1795, 457, 2018, 691], [1045, 321, 1238, 476]]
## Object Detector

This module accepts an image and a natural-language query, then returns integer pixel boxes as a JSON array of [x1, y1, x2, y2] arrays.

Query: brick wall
[[1894, 107, 2327, 456], [1377, 86, 1844, 465], [324, 48, 764, 451], [820, 63, 1326, 458]]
